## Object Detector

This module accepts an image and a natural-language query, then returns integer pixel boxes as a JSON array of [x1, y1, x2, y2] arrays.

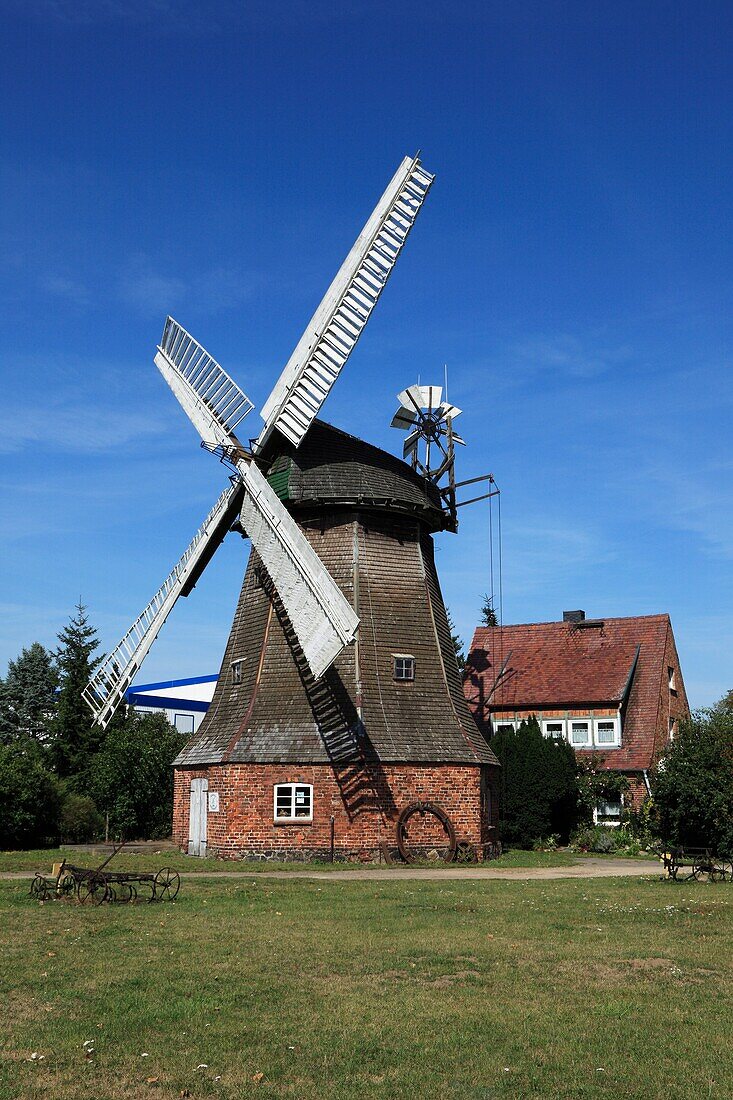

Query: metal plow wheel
[[154, 868, 181, 901], [29, 874, 51, 901], [77, 875, 110, 906]]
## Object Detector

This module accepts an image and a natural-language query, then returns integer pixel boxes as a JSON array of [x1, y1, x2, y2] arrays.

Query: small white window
[[274, 783, 313, 822], [542, 720, 565, 739], [231, 658, 244, 684], [569, 720, 591, 746], [594, 717, 620, 747], [668, 717, 676, 741], [174, 713, 195, 734], [393, 655, 415, 681], [492, 719, 516, 735], [668, 666, 677, 693], [595, 798, 622, 825]]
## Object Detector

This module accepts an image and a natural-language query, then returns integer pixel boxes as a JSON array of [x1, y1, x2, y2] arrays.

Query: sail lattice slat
[[155, 318, 254, 448], [83, 484, 242, 729], [256, 155, 434, 451]]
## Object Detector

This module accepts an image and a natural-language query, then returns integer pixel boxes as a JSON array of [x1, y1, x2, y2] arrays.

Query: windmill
[[83, 155, 433, 728], [83, 154, 500, 862]]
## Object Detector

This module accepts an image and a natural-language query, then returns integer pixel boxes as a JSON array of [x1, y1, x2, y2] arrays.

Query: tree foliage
[[446, 609, 465, 672], [88, 712, 188, 841], [53, 603, 102, 780], [0, 643, 58, 746], [0, 740, 61, 848], [480, 594, 498, 628], [651, 705, 733, 855], [492, 717, 581, 847]]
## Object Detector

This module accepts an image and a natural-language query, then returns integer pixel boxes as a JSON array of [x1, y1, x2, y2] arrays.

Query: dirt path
[[2, 858, 662, 883]]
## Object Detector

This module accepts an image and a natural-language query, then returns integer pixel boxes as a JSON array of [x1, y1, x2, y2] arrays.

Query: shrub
[[651, 704, 733, 855], [493, 718, 582, 848], [59, 791, 104, 843], [0, 740, 61, 847]]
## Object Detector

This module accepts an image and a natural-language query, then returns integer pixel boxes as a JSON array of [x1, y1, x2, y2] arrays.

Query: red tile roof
[[464, 614, 686, 772]]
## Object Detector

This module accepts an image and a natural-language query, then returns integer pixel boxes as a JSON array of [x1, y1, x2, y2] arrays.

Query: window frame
[[492, 719, 517, 735], [273, 782, 314, 824], [231, 658, 244, 685], [593, 716, 621, 748], [594, 796, 623, 825], [541, 719, 565, 740], [668, 666, 677, 693], [173, 712, 195, 734], [393, 654, 416, 682], [569, 719, 592, 747]]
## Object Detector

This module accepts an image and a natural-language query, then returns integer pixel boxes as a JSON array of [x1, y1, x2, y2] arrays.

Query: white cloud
[[119, 255, 255, 317], [0, 401, 166, 454]]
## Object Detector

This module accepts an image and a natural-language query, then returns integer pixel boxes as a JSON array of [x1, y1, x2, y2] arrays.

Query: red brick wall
[[173, 762, 499, 861]]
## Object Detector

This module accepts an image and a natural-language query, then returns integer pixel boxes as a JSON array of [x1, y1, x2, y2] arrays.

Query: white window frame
[[593, 716, 621, 748], [173, 712, 195, 734], [569, 719, 592, 747], [273, 783, 313, 823], [492, 719, 517, 735], [231, 658, 244, 684], [541, 719, 565, 739], [393, 654, 415, 681], [668, 666, 677, 692], [668, 716, 676, 741], [594, 796, 623, 826]]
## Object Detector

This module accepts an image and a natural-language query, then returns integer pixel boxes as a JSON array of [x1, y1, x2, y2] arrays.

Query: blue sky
[[1, 1, 731, 707]]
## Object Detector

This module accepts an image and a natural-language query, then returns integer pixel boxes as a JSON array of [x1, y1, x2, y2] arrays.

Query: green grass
[[0, 847, 582, 875], [2, 874, 731, 1099]]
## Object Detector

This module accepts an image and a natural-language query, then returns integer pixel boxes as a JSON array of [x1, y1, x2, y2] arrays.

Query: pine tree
[[446, 609, 465, 673], [53, 603, 102, 781], [0, 643, 58, 746], [480, 594, 498, 627]]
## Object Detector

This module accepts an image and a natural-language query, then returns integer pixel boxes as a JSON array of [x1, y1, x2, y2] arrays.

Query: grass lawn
[[0, 847, 582, 875], [2, 874, 731, 1099]]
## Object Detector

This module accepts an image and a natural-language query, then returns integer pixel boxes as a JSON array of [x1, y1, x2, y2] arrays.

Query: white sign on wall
[[208, 791, 220, 813]]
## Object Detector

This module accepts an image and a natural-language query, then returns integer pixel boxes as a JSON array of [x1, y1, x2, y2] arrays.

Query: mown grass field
[[0, 847, 580, 875], [2, 872, 731, 1099]]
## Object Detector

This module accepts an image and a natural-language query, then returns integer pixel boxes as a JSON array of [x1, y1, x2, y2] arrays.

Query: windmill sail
[[83, 483, 244, 729], [255, 154, 434, 452], [239, 461, 359, 679], [155, 317, 254, 449]]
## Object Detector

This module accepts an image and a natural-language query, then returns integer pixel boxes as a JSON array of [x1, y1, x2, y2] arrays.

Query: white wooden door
[[188, 778, 208, 857]]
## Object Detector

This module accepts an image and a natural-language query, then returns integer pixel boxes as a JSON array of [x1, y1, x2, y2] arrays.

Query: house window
[[492, 720, 516, 735], [174, 713, 195, 734], [668, 667, 677, 693], [274, 783, 313, 822], [542, 720, 565, 739], [569, 720, 591, 746], [231, 659, 244, 684], [393, 655, 415, 681], [669, 717, 676, 741], [595, 797, 623, 825], [594, 717, 621, 747]]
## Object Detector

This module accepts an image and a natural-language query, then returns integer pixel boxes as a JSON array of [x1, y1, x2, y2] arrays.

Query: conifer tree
[[446, 609, 465, 672], [53, 603, 102, 780], [480, 594, 498, 628], [0, 643, 58, 746]]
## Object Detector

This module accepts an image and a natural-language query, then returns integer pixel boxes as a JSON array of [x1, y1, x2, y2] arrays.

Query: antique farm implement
[[661, 846, 733, 883], [29, 844, 181, 904]]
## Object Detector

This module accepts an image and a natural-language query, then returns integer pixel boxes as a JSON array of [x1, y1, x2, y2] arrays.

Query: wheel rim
[[154, 868, 181, 900], [78, 875, 108, 905]]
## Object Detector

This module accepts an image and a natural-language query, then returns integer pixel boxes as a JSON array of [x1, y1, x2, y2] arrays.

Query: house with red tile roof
[[463, 610, 689, 819]]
